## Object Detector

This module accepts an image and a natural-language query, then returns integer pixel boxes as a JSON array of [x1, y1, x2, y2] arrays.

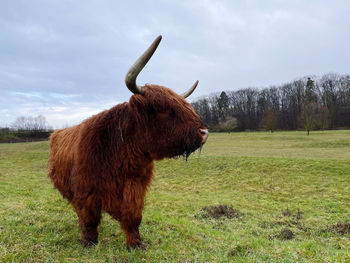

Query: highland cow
[[48, 35, 208, 250]]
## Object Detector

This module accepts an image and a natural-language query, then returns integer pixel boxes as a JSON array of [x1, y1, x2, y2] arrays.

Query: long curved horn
[[125, 35, 162, 94], [181, 80, 199, 98]]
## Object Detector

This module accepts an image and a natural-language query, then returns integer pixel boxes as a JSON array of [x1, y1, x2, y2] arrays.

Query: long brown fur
[[48, 85, 206, 249]]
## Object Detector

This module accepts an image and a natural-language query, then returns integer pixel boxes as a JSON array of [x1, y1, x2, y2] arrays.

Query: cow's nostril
[[200, 129, 209, 144], [200, 129, 208, 135]]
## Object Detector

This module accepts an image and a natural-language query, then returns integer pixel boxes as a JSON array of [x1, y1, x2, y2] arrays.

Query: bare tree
[[215, 116, 238, 132], [12, 115, 52, 131], [260, 108, 278, 133], [316, 106, 329, 131], [299, 102, 319, 135]]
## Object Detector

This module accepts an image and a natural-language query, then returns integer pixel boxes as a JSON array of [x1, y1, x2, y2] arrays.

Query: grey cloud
[[1, 0, 349, 127]]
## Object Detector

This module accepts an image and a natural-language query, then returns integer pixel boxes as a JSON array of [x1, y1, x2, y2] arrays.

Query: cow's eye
[[170, 109, 176, 117]]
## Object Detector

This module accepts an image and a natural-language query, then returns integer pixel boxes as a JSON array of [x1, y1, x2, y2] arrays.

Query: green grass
[[1, 130, 350, 262]]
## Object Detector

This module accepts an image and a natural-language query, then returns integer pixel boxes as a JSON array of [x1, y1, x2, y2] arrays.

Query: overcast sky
[[1, 0, 349, 128]]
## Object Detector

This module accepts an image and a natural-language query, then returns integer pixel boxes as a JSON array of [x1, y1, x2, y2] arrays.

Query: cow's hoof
[[80, 238, 98, 247], [127, 241, 146, 251]]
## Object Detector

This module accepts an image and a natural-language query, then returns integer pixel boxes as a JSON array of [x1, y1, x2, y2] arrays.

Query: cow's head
[[126, 35, 208, 160]]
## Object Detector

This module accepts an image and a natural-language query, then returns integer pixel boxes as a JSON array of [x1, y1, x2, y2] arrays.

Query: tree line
[[192, 73, 350, 133], [0, 115, 53, 143]]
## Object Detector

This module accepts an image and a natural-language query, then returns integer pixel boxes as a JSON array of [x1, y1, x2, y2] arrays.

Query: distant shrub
[[0, 129, 52, 143], [212, 117, 238, 132]]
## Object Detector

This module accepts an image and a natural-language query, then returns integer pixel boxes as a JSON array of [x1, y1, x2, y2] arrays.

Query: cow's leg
[[120, 213, 144, 250], [73, 195, 102, 247], [107, 204, 144, 250], [119, 180, 147, 250]]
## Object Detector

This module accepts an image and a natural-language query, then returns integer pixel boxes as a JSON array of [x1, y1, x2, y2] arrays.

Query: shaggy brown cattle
[[48, 35, 208, 250]]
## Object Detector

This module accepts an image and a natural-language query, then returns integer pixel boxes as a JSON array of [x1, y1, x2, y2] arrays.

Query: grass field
[[1, 130, 350, 262]]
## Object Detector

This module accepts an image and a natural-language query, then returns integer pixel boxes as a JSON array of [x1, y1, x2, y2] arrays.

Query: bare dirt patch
[[277, 228, 295, 240], [281, 208, 303, 220], [197, 205, 241, 220], [281, 208, 292, 217], [327, 222, 350, 235], [261, 209, 307, 232], [228, 244, 252, 257], [269, 228, 295, 240]]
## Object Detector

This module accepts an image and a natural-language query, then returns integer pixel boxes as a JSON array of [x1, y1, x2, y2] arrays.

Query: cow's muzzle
[[200, 129, 209, 144]]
